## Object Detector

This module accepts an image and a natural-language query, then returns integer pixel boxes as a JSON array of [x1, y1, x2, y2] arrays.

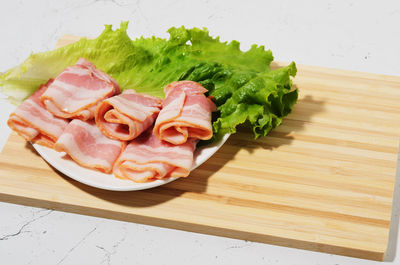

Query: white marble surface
[[0, 0, 400, 264]]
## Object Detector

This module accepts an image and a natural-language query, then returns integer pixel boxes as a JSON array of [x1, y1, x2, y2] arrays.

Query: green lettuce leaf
[[0, 22, 297, 140], [1, 22, 144, 102], [212, 62, 297, 139]]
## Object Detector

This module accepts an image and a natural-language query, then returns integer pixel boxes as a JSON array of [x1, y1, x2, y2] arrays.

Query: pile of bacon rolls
[[7, 58, 216, 183]]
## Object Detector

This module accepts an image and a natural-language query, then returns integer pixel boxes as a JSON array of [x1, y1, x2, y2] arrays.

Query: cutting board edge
[[0, 191, 386, 261]]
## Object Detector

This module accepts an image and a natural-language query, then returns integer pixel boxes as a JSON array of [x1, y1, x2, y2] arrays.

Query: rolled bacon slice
[[40, 58, 120, 121], [54, 119, 125, 173], [113, 129, 197, 182], [95, 90, 162, 141], [153, 81, 216, 145], [7, 79, 69, 148]]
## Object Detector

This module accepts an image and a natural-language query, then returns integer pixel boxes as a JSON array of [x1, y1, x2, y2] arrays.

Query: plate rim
[[33, 133, 230, 191]]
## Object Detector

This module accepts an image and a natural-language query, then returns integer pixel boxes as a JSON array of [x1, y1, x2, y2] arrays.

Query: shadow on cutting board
[[55, 93, 326, 208]]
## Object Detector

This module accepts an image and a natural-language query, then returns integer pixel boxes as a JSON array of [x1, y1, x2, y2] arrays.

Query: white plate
[[33, 133, 230, 191]]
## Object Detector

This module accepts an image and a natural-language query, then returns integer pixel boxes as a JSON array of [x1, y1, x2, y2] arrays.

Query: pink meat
[[54, 119, 125, 173], [40, 58, 120, 121], [7, 79, 69, 148], [113, 129, 197, 182], [153, 81, 216, 145], [95, 89, 162, 141]]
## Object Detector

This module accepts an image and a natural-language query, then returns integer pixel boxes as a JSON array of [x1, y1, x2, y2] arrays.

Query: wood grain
[[1, 35, 400, 261]]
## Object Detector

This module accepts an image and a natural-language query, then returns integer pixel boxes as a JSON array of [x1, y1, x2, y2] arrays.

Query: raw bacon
[[54, 119, 125, 173], [153, 81, 216, 145], [113, 129, 197, 182], [40, 58, 120, 121], [95, 90, 162, 141], [7, 79, 69, 148]]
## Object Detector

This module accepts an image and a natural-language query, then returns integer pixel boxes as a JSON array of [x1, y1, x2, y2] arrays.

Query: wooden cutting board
[[1, 36, 400, 261]]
